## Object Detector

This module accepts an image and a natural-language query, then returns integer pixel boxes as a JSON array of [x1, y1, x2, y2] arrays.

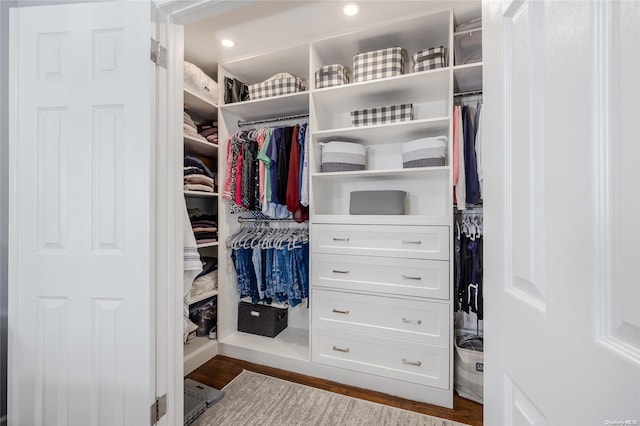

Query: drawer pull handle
[[332, 269, 350, 274], [402, 318, 422, 325], [401, 240, 422, 245], [402, 274, 422, 280], [402, 358, 422, 367], [332, 237, 350, 242], [332, 345, 350, 353], [332, 308, 350, 314]]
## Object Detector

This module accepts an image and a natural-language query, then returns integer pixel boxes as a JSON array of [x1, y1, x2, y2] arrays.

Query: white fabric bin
[[320, 141, 366, 172], [402, 135, 447, 168], [455, 332, 484, 404]]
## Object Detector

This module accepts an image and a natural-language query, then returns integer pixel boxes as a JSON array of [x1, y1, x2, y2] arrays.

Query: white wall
[[0, 1, 14, 423]]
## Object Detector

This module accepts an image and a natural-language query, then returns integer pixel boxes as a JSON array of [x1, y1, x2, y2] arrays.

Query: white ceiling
[[183, 0, 481, 79]]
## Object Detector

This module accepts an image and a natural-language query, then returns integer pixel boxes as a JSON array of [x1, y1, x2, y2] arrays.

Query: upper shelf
[[220, 92, 309, 124], [311, 68, 450, 113], [184, 134, 218, 157], [184, 88, 218, 119], [453, 62, 483, 94], [312, 117, 450, 145]]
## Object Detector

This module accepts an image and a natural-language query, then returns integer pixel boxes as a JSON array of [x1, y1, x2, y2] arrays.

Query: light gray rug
[[192, 370, 469, 426]]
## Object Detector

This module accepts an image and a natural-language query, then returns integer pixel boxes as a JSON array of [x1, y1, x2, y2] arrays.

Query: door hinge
[[151, 394, 167, 425], [150, 37, 167, 69]]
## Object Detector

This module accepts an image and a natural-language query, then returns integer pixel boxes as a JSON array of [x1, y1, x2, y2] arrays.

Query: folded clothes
[[184, 174, 214, 187], [184, 183, 214, 193], [184, 156, 214, 179]]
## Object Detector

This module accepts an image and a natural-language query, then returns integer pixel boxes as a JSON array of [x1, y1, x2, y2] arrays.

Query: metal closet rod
[[237, 113, 309, 128], [237, 216, 302, 223], [454, 90, 483, 97]]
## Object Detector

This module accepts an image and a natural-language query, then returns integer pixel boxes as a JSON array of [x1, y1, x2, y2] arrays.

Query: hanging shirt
[[475, 104, 483, 199], [463, 106, 481, 205], [300, 125, 310, 207], [286, 125, 301, 213], [277, 126, 293, 204], [456, 106, 467, 210], [257, 128, 272, 206], [267, 128, 283, 204]]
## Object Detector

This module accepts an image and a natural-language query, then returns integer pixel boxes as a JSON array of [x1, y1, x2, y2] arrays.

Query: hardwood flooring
[[188, 355, 483, 426]]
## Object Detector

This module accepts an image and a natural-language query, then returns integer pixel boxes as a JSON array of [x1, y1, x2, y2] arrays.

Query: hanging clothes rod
[[237, 216, 300, 223], [237, 113, 309, 128], [454, 90, 483, 97]]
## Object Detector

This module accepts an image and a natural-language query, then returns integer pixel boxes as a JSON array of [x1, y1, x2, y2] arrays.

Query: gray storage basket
[[349, 190, 406, 215]]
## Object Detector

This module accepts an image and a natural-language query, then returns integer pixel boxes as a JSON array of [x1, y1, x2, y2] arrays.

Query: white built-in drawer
[[312, 254, 449, 300], [312, 289, 450, 346], [311, 224, 449, 260], [312, 326, 449, 389]]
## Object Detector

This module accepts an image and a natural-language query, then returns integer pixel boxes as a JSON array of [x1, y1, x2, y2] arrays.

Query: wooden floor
[[188, 355, 483, 426]]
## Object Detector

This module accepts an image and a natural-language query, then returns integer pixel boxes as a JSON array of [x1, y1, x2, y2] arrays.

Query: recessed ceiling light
[[220, 39, 235, 48], [343, 2, 360, 16]]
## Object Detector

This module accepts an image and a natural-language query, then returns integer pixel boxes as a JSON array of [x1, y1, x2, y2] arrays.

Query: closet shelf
[[184, 88, 218, 118], [221, 327, 310, 361], [311, 166, 449, 180], [190, 289, 218, 305], [184, 190, 219, 198], [311, 68, 450, 113], [453, 62, 483, 94], [184, 135, 218, 157], [184, 337, 218, 376], [220, 92, 309, 124], [312, 117, 450, 144], [311, 214, 453, 227], [197, 242, 219, 248]]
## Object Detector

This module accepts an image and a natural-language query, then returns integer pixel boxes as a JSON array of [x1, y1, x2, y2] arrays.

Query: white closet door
[[484, 0, 640, 424], [9, 2, 156, 425]]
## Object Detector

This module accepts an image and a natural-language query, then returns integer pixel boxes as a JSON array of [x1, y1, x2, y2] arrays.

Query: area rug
[[192, 370, 469, 426]]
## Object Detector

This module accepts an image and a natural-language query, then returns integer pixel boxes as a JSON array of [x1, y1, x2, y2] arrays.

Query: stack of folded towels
[[184, 156, 216, 193]]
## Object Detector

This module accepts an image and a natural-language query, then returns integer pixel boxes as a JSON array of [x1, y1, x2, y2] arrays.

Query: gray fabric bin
[[349, 190, 406, 215]]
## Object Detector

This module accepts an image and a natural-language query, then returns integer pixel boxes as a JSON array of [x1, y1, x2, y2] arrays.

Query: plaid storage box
[[412, 46, 448, 72], [353, 47, 406, 83], [350, 103, 413, 127], [315, 64, 349, 89], [248, 76, 306, 100], [402, 135, 448, 168], [320, 141, 366, 172]]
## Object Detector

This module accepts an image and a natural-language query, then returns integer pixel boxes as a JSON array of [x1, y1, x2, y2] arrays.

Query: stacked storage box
[[350, 104, 413, 127], [320, 141, 366, 172], [353, 47, 406, 82], [248, 72, 307, 100], [315, 64, 349, 89], [402, 136, 447, 168], [411, 46, 448, 72]]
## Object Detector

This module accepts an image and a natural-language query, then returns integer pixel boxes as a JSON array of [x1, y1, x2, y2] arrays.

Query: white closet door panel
[[9, 3, 153, 426], [311, 253, 449, 299], [312, 326, 449, 389], [311, 224, 449, 260], [312, 289, 450, 346]]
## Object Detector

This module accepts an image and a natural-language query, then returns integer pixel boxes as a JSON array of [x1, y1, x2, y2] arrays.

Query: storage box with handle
[[402, 135, 448, 168], [353, 47, 406, 82], [248, 72, 307, 100], [237, 302, 288, 338], [320, 141, 366, 172], [411, 46, 448, 72], [315, 64, 349, 89], [350, 103, 413, 127]]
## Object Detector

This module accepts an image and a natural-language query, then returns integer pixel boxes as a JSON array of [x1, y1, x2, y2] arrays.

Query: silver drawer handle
[[402, 274, 422, 280], [332, 237, 350, 242], [332, 308, 350, 314], [401, 240, 422, 244], [332, 269, 350, 274], [402, 318, 422, 325], [402, 358, 422, 367], [332, 345, 350, 353]]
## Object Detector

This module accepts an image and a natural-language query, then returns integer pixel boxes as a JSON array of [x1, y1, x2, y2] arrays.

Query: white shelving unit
[[183, 87, 220, 375], [212, 7, 482, 408]]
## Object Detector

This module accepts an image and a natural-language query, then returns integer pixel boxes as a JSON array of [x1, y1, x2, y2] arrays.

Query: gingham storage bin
[[412, 46, 448, 72], [350, 103, 413, 127], [402, 135, 447, 168], [353, 47, 406, 83], [320, 141, 366, 172], [248, 73, 307, 100], [315, 64, 349, 89]]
